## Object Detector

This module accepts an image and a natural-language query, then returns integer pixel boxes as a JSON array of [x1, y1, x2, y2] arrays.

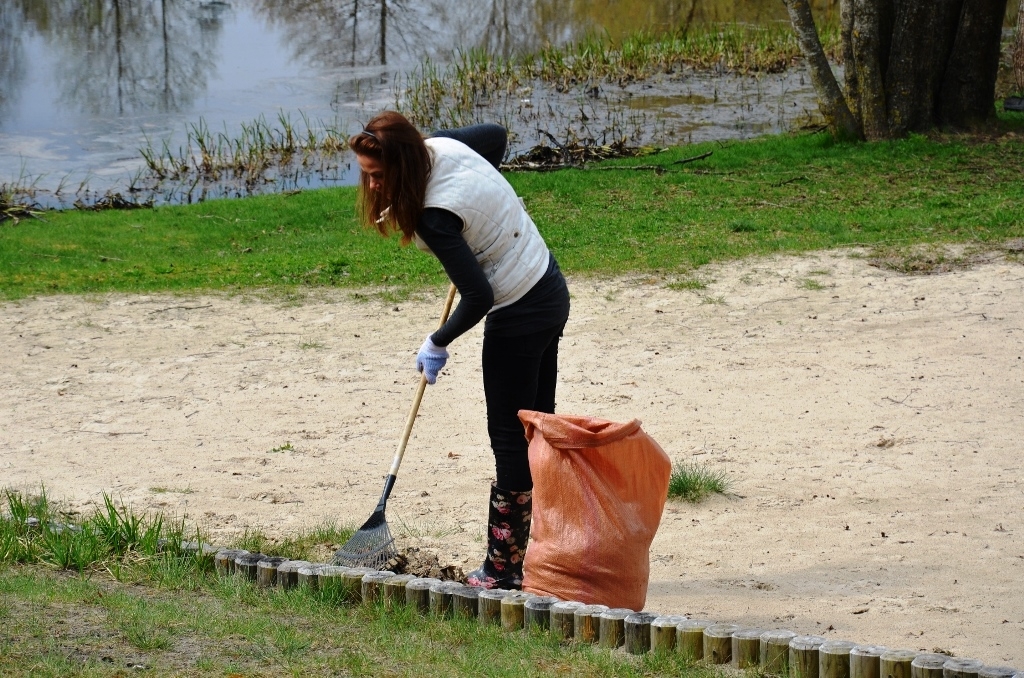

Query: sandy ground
[[2, 249, 1022, 667]]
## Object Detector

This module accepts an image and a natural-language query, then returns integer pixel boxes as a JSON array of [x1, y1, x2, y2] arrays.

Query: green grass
[[667, 462, 730, 502], [0, 564, 727, 677], [0, 489, 722, 676], [2, 127, 1022, 301]]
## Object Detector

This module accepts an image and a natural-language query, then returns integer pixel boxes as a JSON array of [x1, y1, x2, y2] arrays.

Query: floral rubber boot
[[465, 483, 532, 590]]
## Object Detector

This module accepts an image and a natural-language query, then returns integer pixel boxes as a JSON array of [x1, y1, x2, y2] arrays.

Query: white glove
[[416, 335, 449, 384]]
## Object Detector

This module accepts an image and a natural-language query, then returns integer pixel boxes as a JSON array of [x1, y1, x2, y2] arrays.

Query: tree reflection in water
[[0, 0, 852, 205], [0, 4, 28, 126], [40, 0, 219, 117]]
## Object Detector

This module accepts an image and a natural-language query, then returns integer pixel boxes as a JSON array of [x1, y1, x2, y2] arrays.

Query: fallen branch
[[149, 304, 214, 314], [772, 175, 807, 187], [672, 151, 713, 165]]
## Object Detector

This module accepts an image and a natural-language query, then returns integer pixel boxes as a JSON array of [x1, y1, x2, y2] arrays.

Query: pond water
[[0, 0, 846, 206]]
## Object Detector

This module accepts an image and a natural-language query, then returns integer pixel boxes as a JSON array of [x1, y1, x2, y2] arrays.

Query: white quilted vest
[[414, 136, 550, 310]]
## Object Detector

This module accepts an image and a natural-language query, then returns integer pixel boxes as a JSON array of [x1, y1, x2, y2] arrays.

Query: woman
[[349, 111, 570, 590]]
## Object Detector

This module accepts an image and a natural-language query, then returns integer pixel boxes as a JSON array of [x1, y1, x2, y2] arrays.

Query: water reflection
[[43, 0, 219, 117], [251, 0, 422, 69], [0, 0, 913, 206], [0, 4, 28, 123]]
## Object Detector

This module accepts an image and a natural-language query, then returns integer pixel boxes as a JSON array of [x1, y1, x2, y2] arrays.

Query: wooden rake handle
[[387, 283, 458, 477]]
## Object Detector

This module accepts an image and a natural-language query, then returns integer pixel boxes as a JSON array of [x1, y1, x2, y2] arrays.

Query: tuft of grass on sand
[[668, 462, 730, 502]]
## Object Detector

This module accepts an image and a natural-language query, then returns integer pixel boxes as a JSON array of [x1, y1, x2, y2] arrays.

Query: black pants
[[482, 321, 566, 492]]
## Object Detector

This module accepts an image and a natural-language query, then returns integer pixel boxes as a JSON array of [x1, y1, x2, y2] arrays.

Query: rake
[[334, 283, 457, 569]]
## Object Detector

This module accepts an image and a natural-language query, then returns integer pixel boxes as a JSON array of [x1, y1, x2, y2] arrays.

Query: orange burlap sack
[[519, 410, 671, 611]]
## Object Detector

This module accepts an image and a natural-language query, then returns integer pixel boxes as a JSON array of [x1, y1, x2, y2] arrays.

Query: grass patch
[[668, 462, 730, 503], [0, 564, 723, 677], [149, 486, 195, 495], [667, 276, 709, 291], [0, 489, 719, 676], [2, 129, 1022, 301], [798, 278, 828, 290]]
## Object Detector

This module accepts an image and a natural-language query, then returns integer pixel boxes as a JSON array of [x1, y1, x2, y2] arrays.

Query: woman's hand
[[416, 336, 449, 384]]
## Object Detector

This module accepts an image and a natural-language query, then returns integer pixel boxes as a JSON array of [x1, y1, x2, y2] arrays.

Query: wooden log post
[[978, 667, 1018, 678], [327, 566, 362, 602], [215, 548, 244, 575], [452, 585, 482, 619], [624, 612, 659, 655], [820, 640, 858, 678], [760, 630, 797, 674], [361, 571, 396, 605], [598, 608, 634, 649], [650, 615, 685, 653], [790, 634, 828, 678], [550, 601, 585, 640], [478, 589, 510, 626], [383, 574, 416, 609], [943, 659, 984, 678], [733, 628, 766, 669], [912, 654, 950, 678], [184, 542, 219, 564], [173, 540, 216, 567], [256, 557, 288, 588], [880, 649, 919, 678], [524, 596, 559, 631], [215, 549, 248, 577], [676, 619, 714, 660], [573, 604, 609, 644], [405, 577, 440, 613], [703, 623, 740, 664], [428, 580, 463, 617], [296, 564, 325, 590], [234, 553, 266, 582], [276, 560, 311, 589], [500, 591, 533, 631], [320, 565, 355, 601], [851, 645, 888, 678]]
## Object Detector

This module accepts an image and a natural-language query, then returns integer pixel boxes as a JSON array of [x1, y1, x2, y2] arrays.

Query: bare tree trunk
[[840, 0, 861, 128], [939, 0, 1009, 127], [784, 0, 862, 139], [886, 0, 961, 135], [1014, 0, 1024, 93], [850, 0, 890, 139], [790, 0, 1010, 139]]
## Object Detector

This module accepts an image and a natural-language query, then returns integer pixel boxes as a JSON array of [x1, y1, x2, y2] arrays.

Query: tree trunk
[[841, 0, 861, 127], [886, 0, 962, 135], [1013, 0, 1024, 92], [850, 0, 890, 139], [784, 0, 862, 139], [790, 0, 1010, 140], [939, 0, 1009, 127]]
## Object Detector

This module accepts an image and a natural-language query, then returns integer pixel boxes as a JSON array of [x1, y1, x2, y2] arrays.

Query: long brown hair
[[348, 111, 432, 245]]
